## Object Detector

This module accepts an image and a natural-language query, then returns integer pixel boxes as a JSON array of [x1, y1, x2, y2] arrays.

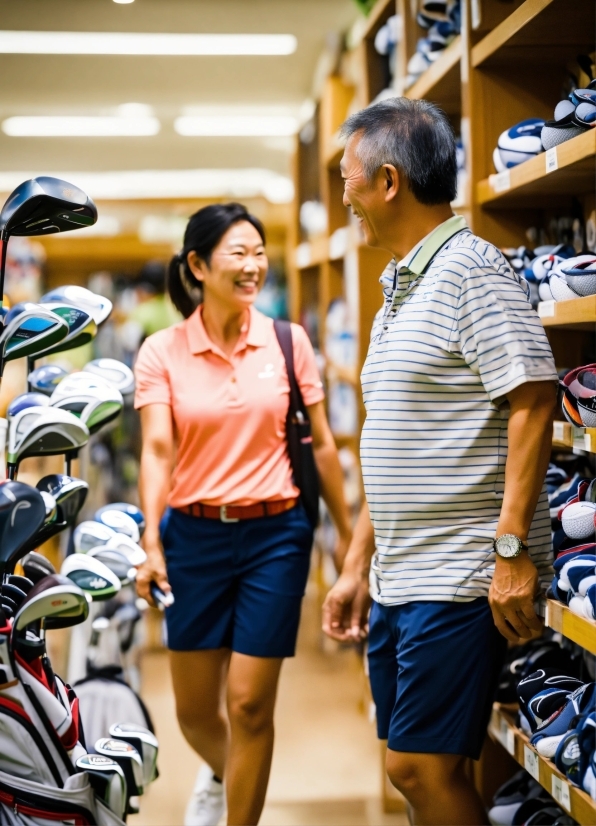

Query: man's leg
[[386, 751, 488, 826], [226, 652, 284, 826]]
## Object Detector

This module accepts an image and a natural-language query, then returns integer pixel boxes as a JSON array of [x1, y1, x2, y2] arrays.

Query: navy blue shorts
[[367, 598, 507, 759], [160, 503, 313, 657]]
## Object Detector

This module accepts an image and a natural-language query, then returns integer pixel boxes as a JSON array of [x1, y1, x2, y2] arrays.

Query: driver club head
[[94, 738, 144, 797], [93, 509, 139, 543], [39, 491, 57, 525], [13, 573, 89, 632], [33, 302, 97, 360], [60, 553, 121, 601], [18, 475, 88, 555], [7, 407, 89, 478], [7, 392, 49, 419], [109, 722, 158, 786], [41, 286, 112, 327], [0, 176, 97, 240], [95, 502, 145, 538], [50, 381, 123, 435], [27, 364, 69, 396], [75, 754, 126, 821], [83, 358, 134, 395], [73, 520, 116, 553], [20, 551, 56, 584], [0, 481, 46, 577], [87, 547, 136, 584], [0, 303, 68, 365]]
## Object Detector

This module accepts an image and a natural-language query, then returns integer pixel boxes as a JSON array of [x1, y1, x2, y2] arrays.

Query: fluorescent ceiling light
[[0, 31, 297, 56], [2, 116, 160, 137], [113, 0, 135, 4], [175, 115, 298, 137], [0, 169, 294, 203]]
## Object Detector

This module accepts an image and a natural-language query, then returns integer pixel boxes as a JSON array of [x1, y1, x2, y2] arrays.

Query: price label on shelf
[[524, 745, 540, 781], [491, 170, 511, 192], [499, 719, 515, 755], [552, 776, 571, 811], [545, 148, 558, 174], [538, 300, 555, 318]]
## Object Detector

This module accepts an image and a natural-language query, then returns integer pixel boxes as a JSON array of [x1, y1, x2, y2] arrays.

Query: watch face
[[496, 535, 521, 558]]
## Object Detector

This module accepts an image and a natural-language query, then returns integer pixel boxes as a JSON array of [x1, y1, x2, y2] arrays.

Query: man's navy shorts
[[160, 503, 313, 657], [367, 598, 507, 759]]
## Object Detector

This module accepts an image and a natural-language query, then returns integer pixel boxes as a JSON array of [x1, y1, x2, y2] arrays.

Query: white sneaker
[[184, 764, 226, 826]]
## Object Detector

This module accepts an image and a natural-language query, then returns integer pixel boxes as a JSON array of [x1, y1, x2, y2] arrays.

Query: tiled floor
[[130, 583, 408, 826]]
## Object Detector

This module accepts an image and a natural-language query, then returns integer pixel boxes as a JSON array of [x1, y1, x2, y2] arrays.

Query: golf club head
[[34, 303, 97, 359], [73, 520, 116, 553], [87, 547, 136, 584], [39, 491, 57, 524], [109, 722, 158, 786], [20, 551, 56, 584], [41, 286, 112, 327], [0, 176, 97, 238], [0, 596, 16, 617], [27, 364, 69, 396], [0, 481, 46, 577], [94, 738, 144, 797], [36, 474, 88, 523], [13, 573, 89, 632], [1, 583, 27, 610], [50, 383, 123, 436], [7, 407, 89, 477], [0, 303, 68, 364], [104, 534, 146, 567], [75, 754, 126, 821], [7, 392, 49, 419], [94, 509, 139, 543], [95, 502, 145, 538], [83, 358, 134, 395], [7, 574, 33, 594], [60, 554, 121, 601]]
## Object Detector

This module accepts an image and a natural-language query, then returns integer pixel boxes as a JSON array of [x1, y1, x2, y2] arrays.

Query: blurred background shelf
[[545, 599, 596, 656]]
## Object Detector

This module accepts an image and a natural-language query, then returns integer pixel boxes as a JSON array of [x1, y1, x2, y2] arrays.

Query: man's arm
[[322, 501, 375, 641], [489, 379, 557, 642]]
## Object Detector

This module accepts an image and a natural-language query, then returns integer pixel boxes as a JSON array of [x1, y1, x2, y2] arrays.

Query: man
[[322, 98, 557, 826]]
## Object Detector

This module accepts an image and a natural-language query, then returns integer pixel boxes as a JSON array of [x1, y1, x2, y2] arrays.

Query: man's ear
[[382, 164, 399, 202]]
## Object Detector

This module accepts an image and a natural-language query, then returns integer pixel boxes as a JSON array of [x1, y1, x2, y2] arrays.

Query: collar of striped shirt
[[380, 214, 469, 300]]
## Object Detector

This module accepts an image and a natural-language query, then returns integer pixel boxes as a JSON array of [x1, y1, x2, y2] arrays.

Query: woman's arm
[[307, 400, 353, 570], [136, 403, 175, 605]]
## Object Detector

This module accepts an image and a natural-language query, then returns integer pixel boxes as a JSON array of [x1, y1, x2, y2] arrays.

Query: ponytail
[[167, 202, 266, 319]]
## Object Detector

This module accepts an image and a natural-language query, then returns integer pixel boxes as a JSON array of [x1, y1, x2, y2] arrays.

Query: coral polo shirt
[[134, 306, 324, 508]]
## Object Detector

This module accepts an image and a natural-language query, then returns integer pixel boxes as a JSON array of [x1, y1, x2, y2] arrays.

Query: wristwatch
[[494, 534, 529, 559]]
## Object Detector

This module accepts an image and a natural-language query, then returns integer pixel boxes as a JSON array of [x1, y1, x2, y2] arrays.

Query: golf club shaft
[[27, 357, 35, 392], [0, 419, 6, 481], [0, 235, 7, 314]]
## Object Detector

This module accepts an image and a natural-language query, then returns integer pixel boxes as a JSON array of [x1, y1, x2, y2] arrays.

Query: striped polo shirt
[[361, 215, 558, 605]]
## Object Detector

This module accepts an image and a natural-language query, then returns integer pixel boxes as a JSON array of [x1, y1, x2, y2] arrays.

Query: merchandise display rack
[[289, 0, 595, 814]]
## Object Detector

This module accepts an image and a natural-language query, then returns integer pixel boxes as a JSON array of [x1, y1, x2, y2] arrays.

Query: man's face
[[340, 134, 385, 247]]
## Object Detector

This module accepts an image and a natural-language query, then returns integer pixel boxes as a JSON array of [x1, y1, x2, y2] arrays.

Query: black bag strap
[[273, 319, 307, 419]]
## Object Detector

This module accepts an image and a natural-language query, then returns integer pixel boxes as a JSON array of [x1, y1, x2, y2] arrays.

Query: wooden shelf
[[489, 705, 596, 826], [545, 598, 596, 656], [477, 130, 596, 208], [294, 237, 329, 270], [325, 132, 344, 169], [360, 0, 395, 42], [405, 35, 462, 116], [538, 293, 596, 329], [472, 0, 596, 68]]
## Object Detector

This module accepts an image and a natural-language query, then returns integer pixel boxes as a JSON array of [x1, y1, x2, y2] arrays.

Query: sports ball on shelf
[[561, 501, 596, 540]]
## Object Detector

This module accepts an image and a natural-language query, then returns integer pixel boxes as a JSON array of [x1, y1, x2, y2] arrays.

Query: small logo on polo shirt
[[258, 363, 275, 379]]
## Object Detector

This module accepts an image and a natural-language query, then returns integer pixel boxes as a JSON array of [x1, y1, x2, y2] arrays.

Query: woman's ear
[[187, 250, 207, 282]]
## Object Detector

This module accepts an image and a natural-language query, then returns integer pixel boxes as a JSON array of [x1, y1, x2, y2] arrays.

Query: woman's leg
[[225, 652, 284, 826], [169, 648, 231, 778]]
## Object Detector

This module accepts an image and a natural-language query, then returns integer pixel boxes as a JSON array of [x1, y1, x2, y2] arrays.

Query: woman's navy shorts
[[159, 503, 314, 657]]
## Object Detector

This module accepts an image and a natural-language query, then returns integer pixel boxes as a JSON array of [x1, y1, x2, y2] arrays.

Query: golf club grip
[[0, 418, 6, 481], [149, 582, 174, 610]]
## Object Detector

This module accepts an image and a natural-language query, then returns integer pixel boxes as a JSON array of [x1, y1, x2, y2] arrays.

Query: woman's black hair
[[168, 202, 266, 318]]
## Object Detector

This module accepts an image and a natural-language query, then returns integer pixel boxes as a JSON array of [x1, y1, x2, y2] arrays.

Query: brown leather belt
[[181, 498, 298, 522]]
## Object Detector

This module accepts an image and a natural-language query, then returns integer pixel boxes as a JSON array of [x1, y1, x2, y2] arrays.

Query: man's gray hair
[[339, 97, 457, 205]]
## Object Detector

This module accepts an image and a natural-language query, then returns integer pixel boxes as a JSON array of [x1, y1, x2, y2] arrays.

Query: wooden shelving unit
[[404, 35, 462, 116], [545, 598, 596, 656], [489, 705, 596, 826], [538, 293, 596, 329]]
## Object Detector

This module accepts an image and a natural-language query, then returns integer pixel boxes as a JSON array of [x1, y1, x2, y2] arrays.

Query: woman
[[134, 203, 353, 826]]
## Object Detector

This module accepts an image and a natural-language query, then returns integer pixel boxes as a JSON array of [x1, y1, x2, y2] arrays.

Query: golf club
[[28, 302, 97, 381], [7, 392, 49, 418], [104, 534, 146, 567], [84, 358, 134, 395], [60, 553, 121, 601], [41, 285, 112, 327], [20, 551, 56, 584], [17, 474, 88, 555], [0, 480, 47, 577], [12, 574, 89, 633], [7, 407, 89, 480], [87, 547, 136, 585], [7, 574, 33, 594], [150, 583, 175, 610], [93, 509, 140, 543], [109, 722, 158, 786], [39, 490, 57, 525], [74, 521, 117, 553], [27, 364, 69, 396], [50, 381, 123, 434], [95, 502, 145, 538], [94, 737, 144, 798], [75, 754, 127, 821], [0, 303, 68, 377]]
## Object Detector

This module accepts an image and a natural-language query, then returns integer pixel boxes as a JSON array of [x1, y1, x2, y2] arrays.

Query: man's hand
[[488, 552, 543, 643], [333, 531, 352, 574], [323, 570, 371, 642]]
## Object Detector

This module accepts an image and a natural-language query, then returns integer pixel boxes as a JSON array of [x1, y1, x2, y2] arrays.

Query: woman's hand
[[136, 538, 171, 607]]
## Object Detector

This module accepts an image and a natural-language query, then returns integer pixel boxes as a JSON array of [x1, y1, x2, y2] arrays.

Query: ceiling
[[0, 0, 358, 182]]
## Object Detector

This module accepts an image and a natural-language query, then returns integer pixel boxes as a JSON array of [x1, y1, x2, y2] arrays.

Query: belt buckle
[[220, 505, 239, 523]]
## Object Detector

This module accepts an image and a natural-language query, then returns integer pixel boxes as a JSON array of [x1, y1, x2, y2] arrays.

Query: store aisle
[[131, 581, 408, 826]]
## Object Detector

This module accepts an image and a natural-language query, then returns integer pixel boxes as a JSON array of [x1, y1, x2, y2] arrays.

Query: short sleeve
[[452, 263, 557, 402], [291, 323, 325, 406], [133, 333, 172, 409]]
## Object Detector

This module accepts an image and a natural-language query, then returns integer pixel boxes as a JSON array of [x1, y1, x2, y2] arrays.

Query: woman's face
[[188, 221, 268, 310]]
